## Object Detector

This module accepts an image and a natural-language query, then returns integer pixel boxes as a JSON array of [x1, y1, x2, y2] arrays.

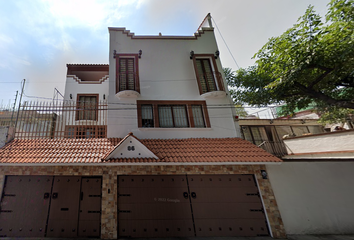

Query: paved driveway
[[1, 235, 354, 240]]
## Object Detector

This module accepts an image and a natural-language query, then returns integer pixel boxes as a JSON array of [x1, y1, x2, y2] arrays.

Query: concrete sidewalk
[[287, 235, 354, 240]]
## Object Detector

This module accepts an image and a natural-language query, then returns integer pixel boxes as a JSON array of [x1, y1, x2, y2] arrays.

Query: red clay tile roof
[[0, 136, 281, 164]]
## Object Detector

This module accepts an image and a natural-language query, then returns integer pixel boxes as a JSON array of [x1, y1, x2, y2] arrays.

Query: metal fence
[[0, 100, 108, 139]]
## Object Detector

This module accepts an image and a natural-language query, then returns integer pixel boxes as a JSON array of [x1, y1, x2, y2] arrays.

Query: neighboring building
[[267, 129, 354, 235], [0, 109, 57, 139], [0, 14, 286, 239], [239, 119, 325, 157], [239, 119, 354, 235], [275, 103, 320, 120]]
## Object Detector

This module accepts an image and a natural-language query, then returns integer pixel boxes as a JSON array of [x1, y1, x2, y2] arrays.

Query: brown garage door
[[118, 174, 269, 238], [78, 177, 101, 237], [46, 176, 81, 238], [0, 176, 53, 238], [189, 174, 269, 237], [118, 175, 195, 238], [0, 176, 101, 238]]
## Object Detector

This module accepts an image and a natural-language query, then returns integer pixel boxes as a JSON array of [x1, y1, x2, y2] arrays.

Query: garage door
[[0, 176, 101, 238], [0, 176, 53, 237], [118, 174, 269, 238], [118, 175, 194, 238]]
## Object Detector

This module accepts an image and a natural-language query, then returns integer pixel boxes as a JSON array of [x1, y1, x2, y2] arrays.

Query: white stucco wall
[[284, 130, 354, 154], [64, 76, 109, 102], [107, 29, 239, 139], [267, 162, 354, 234]]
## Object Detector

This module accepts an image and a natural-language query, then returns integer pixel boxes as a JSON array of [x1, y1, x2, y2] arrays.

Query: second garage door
[[118, 174, 269, 238]]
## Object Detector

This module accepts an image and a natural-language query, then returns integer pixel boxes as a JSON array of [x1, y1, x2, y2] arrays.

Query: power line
[[211, 17, 240, 70]]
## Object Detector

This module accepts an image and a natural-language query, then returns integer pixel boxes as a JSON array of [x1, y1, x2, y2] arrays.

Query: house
[[0, 14, 286, 239]]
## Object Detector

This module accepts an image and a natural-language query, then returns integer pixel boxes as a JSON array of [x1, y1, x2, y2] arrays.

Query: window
[[141, 105, 154, 127], [158, 105, 189, 128], [195, 59, 217, 93], [76, 94, 98, 121], [115, 54, 140, 93], [65, 125, 106, 138], [137, 101, 210, 128], [192, 54, 224, 95]]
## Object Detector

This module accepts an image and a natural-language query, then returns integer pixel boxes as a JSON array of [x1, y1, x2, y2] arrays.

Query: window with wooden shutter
[[192, 54, 224, 95], [196, 59, 217, 93], [119, 58, 135, 91], [115, 54, 140, 94], [76, 95, 98, 121]]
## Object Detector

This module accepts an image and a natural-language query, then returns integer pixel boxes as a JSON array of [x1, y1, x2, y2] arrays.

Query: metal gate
[[118, 174, 269, 238], [0, 176, 102, 238]]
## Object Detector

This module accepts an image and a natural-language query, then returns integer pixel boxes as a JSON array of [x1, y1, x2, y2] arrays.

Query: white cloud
[[0, 34, 14, 46], [14, 58, 31, 66]]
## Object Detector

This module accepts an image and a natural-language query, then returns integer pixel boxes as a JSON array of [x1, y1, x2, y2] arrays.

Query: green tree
[[228, 0, 354, 122], [224, 68, 248, 118]]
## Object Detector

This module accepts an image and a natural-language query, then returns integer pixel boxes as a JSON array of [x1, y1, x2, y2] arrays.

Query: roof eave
[[0, 161, 282, 167]]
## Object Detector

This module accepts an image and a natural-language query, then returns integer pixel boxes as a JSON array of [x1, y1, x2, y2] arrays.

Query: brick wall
[[0, 164, 286, 239]]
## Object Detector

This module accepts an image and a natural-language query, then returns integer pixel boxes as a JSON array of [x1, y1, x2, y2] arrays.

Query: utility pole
[[14, 79, 25, 137], [6, 91, 19, 142], [10, 91, 18, 127]]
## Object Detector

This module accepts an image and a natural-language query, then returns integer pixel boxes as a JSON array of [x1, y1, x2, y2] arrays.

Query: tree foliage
[[224, 68, 248, 118], [228, 0, 354, 121]]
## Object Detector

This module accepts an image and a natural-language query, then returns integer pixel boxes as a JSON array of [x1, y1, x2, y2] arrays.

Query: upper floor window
[[137, 100, 211, 128], [115, 54, 140, 93], [76, 94, 98, 121], [192, 54, 225, 95]]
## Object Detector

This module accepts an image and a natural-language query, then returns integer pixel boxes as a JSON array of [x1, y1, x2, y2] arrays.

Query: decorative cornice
[[108, 27, 214, 40], [67, 75, 109, 84]]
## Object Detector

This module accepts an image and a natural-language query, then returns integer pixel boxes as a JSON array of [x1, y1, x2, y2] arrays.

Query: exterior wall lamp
[[214, 50, 220, 59], [261, 170, 268, 179], [190, 51, 194, 59], [70, 94, 72, 99], [138, 50, 142, 58]]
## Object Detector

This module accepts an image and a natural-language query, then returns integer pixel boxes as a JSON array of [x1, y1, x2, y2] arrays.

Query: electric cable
[[211, 17, 240, 70]]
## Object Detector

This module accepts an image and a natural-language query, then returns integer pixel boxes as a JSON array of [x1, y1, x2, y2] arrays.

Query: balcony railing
[[258, 140, 288, 157], [0, 100, 108, 139]]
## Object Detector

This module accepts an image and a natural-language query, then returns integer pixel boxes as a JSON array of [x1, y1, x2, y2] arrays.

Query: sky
[[0, 0, 330, 112]]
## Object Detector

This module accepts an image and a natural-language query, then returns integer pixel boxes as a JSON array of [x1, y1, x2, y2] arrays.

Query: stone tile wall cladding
[[0, 164, 286, 239]]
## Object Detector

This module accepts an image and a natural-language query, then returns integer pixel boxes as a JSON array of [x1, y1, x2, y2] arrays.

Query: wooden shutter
[[78, 96, 97, 121], [196, 59, 217, 93], [119, 58, 135, 91]]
